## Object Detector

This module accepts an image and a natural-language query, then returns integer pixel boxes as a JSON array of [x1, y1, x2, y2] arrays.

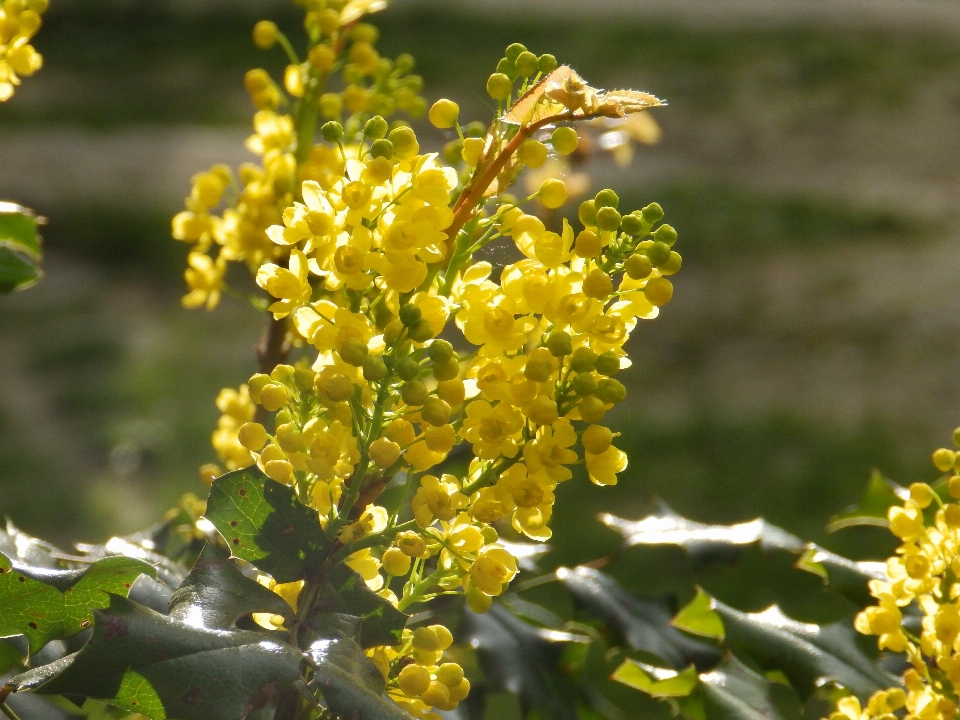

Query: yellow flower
[[889, 501, 924, 541], [469, 545, 518, 596], [523, 420, 578, 482], [585, 444, 628, 486], [412, 475, 466, 528], [460, 400, 523, 460], [182, 252, 226, 310], [257, 249, 312, 318]]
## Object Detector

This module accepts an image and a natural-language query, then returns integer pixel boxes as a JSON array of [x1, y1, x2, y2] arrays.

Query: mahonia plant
[[173, 0, 672, 717], [833, 434, 960, 720], [0, 0, 46, 102]]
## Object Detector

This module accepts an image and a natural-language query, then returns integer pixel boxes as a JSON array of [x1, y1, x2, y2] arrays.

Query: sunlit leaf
[[612, 660, 698, 698], [827, 470, 908, 532], [672, 589, 725, 640]]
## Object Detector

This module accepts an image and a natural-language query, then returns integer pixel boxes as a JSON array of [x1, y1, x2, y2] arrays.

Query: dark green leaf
[[168, 545, 293, 630], [0, 554, 153, 654], [205, 466, 330, 583], [557, 566, 720, 670], [75, 531, 189, 589], [461, 603, 590, 720], [308, 564, 406, 649], [794, 547, 886, 606], [673, 592, 896, 700], [13, 594, 302, 720], [0, 520, 63, 569], [0, 246, 42, 293], [827, 470, 907, 532], [304, 614, 412, 720], [698, 656, 786, 720], [0, 203, 43, 294]]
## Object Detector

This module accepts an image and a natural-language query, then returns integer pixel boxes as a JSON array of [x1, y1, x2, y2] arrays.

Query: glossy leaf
[[673, 592, 895, 700], [308, 564, 406, 649], [612, 660, 698, 698], [168, 545, 293, 630], [205, 466, 330, 583], [795, 547, 886, 607], [672, 589, 725, 640], [12, 594, 302, 720], [0, 202, 42, 293], [827, 470, 908, 532], [304, 614, 412, 720], [0, 554, 153, 654], [698, 656, 785, 720], [461, 603, 590, 720], [557, 566, 721, 669], [0, 520, 62, 569]]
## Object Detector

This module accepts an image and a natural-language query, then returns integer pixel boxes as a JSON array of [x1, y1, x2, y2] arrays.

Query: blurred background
[[2, 0, 960, 626]]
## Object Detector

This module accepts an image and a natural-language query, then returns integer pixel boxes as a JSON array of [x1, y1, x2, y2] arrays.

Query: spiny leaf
[[304, 614, 412, 720], [698, 656, 786, 720], [612, 661, 698, 698], [795, 547, 886, 606], [0, 202, 43, 293], [557, 566, 721, 669], [0, 520, 63, 569], [168, 545, 293, 630], [309, 564, 406, 649], [205, 466, 330, 583], [827, 470, 908, 532], [0, 554, 153, 654], [12, 594, 302, 720], [461, 603, 590, 720], [672, 589, 725, 641]]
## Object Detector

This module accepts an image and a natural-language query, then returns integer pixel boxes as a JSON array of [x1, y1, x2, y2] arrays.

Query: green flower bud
[[538, 53, 558, 73], [546, 331, 572, 357], [340, 337, 369, 367], [373, 301, 394, 329], [596, 378, 627, 404], [575, 230, 601, 259], [433, 357, 460, 381], [401, 380, 429, 406], [395, 356, 420, 381], [570, 346, 598, 373], [647, 241, 671, 267], [625, 253, 653, 280], [396, 53, 416, 74], [408, 318, 435, 343], [324, 373, 356, 403], [363, 355, 388, 381], [370, 138, 394, 159], [596, 206, 622, 232], [351, 23, 379, 43], [654, 224, 677, 247], [421, 397, 452, 427], [551, 126, 579, 155], [595, 189, 619, 209], [505, 43, 527, 62], [495, 57, 517, 81], [515, 50, 538, 77], [463, 121, 487, 138], [363, 115, 389, 139], [294, 367, 316, 391], [641, 202, 664, 225], [582, 269, 613, 299], [486, 72, 513, 101], [443, 139, 464, 165], [620, 213, 644, 235], [321, 120, 344, 143], [571, 372, 597, 396], [389, 126, 419, 159], [578, 200, 597, 227], [399, 304, 422, 327], [660, 251, 682, 276], [428, 340, 454, 363], [595, 351, 620, 377]]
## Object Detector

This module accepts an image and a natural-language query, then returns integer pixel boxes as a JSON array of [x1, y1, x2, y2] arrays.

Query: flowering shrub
[[0, 2, 954, 720]]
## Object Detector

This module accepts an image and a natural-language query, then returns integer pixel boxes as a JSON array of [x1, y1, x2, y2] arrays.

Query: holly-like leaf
[[308, 564, 406, 649], [672, 591, 895, 700], [0, 553, 153, 654], [205, 466, 330, 583], [827, 470, 908, 532], [612, 661, 698, 698], [75, 530, 189, 589], [168, 545, 293, 630], [557, 566, 720, 670], [672, 589, 725, 640], [11, 594, 302, 720], [0, 202, 43, 293], [795, 547, 886, 607], [304, 614, 412, 720], [461, 603, 591, 720], [0, 520, 62, 569]]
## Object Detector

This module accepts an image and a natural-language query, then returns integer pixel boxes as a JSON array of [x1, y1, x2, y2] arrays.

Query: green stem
[[398, 568, 448, 612], [0, 702, 22, 720], [331, 519, 418, 563], [461, 454, 521, 496]]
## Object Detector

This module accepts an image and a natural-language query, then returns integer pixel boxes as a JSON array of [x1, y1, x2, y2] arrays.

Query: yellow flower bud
[[934, 448, 956, 472], [644, 277, 673, 307], [252, 20, 278, 49], [430, 624, 454, 650], [950, 475, 960, 499], [460, 137, 485, 167], [238, 422, 268, 451], [582, 269, 614, 299], [486, 72, 512, 101], [284, 64, 305, 97], [324, 373, 355, 402], [574, 230, 601, 259], [199, 463, 221, 487], [946, 504, 960, 528], [318, 8, 340, 35], [397, 531, 427, 558], [578, 396, 607, 424], [429, 99, 459, 129], [421, 681, 450, 707], [308, 44, 335, 72], [524, 348, 558, 383], [909, 482, 935, 509], [412, 626, 440, 651], [259, 383, 288, 412], [437, 379, 466, 406], [551, 126, 579, 155], [625, 253, 653, 280], [389, 126, 420, 160], [518, 139, 547, 169], [382, 547, 412, 577], [421, 397, 452, 427], [538, 178, 567, 209], [526, 395, 559, 426], [247, 373, 271, 403], [275, 423, 302, 453], [436, 663, 464, 688], [447, 677, 471, 703], [581, 425, 613, 454], [369, 438, 402, 469], [398, 664, 432, 697], [264, 459, 295, 485]]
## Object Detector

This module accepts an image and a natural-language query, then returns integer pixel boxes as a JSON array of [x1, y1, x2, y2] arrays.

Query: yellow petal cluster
[[0, 0, 46, 102]]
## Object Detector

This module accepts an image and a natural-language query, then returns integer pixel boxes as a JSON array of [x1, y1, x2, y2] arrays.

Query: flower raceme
[[183, 4, 674, 718], [0, 0, 47, 102]]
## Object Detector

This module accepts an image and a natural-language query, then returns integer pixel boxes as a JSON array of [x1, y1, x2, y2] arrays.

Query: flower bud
[[595, 351, 620, 377], [524, 348, 558, 383], [570, 346, 598, 372], [461, 137, 485, 166], [437, 379, 465, 406], [428, 340, 454, 364], [575, 230, 601, 258], [363, 355, 388, 381], [275, 423, 302, 453], [363, 115, 389, 139], [647, 241, 671, 267], [505, 42, 527, 61], [238, 422, 268, 451], [339, 337, 369, 366], [571, 372, 597, 396], [324, 373, 356, 402], [260, 383, 288, 412], [412, 626, 440, 651], [660, 251, 682, 276], [486, 72, 513, 101], [519, 139, 548, 168], [934, 448, 957, 472], [595, 189, 619, 209], [515, 50, 538, 77], [578, 200, 598, 227], [248, 373, 272, 403], [582, 424, 613, 454], [644, 277, 673, 307], [596, 378, 627, 404], [596, 207, 621, 233], [429, 99, 460, 129], [578, 396, 606, 423], [909, 482, 935, 509], [950, 475, 960, 499], [422, 681, 450, 707], [421, 397, 452, 427], [389, 126, 419, 159], [527, 395, 559, 426], [538, 178, 567, 209], [397, 531, 427, 557], [437, 663, 464, 688], [370, 138, 394, 159], [551, 126, 578, 155], [654, 223, 678, 247], [408, 318, 435, 343], [538, 53, 558, 73], [433, 358, 460, 382], [398, 664, 431, 696], [318, 8, 340, 35], [641, 202, 664, 224], [308, 44, 335, 72], [496, 57, 517, 80], [401, 380, 429, 406], [466, 584, 493, 613], [321, 120, 344, 143], [546, 331, 572, 358], [399, 304, 422, 327], [252, 21, 278, 50], [946, 504, 960, 528], [264, 459, 294, 485], [582, 269, 613, 299], [625, 253, 653, 280], [370, 438, 402, 468], [199, 463, 220, 487], [395, 356, 420, 381]]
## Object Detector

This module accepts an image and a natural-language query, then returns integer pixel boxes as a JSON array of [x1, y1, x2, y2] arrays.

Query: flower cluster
[[182, 3, 673, 717], [0, 0, 46, 102], [833, 431, 960, 720]]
